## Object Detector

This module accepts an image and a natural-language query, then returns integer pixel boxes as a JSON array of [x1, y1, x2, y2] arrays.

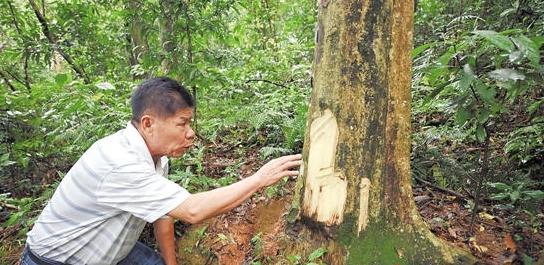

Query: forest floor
[[165, 142, 544, 265], [1, 142, 543, 265]]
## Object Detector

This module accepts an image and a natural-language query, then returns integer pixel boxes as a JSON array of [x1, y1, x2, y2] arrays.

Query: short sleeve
[[96, 162, 190, 223]]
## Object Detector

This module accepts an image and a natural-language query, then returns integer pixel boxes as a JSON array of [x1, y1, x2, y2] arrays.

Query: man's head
[[131, 77, 195, 160]]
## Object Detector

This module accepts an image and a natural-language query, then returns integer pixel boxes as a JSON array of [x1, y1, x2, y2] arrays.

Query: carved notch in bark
[[302, 109, 346, 226]]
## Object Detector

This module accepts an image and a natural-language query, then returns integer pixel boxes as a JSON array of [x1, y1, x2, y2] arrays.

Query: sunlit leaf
[[488, 182, 511, 191], [489, 69, 525, 82], [512, 36, 541, 68], [457, 64, 475, 92], [95, 82, 115, 90]]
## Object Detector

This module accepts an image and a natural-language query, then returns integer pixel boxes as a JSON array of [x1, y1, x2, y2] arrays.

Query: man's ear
[[139, 115, 154, 134]]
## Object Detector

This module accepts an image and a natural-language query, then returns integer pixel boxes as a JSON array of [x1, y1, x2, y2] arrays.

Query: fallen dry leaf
[[479, 212, 495, 220], [504, 233, 517, 252], [448, 227, 457, 239]]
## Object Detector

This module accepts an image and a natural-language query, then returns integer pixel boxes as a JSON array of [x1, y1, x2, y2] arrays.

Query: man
[[21, 77, 302, 265]]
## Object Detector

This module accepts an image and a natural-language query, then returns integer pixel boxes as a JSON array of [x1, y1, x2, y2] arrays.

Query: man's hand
[[168, 154, 302, 224], [253, 154, 302, 187]]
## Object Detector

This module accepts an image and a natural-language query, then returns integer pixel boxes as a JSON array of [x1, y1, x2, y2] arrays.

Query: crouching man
[[21, 77, 301, 265]]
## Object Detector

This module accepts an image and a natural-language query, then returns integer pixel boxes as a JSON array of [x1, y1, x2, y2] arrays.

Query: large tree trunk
[[285, 0, 476, 263]]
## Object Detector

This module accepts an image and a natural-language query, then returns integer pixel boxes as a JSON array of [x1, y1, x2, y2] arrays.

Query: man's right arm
[[168, 154, 301, 223]]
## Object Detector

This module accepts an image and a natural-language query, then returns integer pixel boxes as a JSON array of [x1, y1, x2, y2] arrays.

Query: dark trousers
[[20, 242, 165, 265]]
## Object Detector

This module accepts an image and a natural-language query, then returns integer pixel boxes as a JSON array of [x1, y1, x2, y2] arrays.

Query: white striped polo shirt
[[26, 122, 190, 264]]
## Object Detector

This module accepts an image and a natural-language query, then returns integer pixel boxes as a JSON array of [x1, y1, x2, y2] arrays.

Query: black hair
[[131, 77, 194, 123]]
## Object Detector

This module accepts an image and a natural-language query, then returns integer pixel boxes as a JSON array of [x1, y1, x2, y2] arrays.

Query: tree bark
[[127, 1, 149, 63], [282, 0, 476, 263], [28, 0, 90, 84]]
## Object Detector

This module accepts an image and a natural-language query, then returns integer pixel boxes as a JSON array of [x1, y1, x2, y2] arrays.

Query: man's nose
[[186, 126, 195, 140]]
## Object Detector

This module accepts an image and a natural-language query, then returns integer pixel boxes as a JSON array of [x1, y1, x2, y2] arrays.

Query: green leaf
[[500, 8, 516, 17], [510, 190, 521, 203], [532, 36, 544, 49], [287, 255, 301, 263], [438, 47, 456, 66], [488, 182, 511, 191], [477, 108, 490, 123], [308, 247, 327, 262], [522, 253, 534, 265], [475, 84, 496, 104], [0, 153, 16, 167], [5, 211, 24, 226], [54, 73, 69, 86], [512, 36, 541, 67], [473, 30, 514, 52], [488, 69, 525, 82], [455, 107, 471, 126], [489, 193, 509, 200], [527, 98, 544, 114], [458, 65, 475, 92], [412, 42, 434, 58], [476, 126, 487, 142], [524, 190, 544, 200]]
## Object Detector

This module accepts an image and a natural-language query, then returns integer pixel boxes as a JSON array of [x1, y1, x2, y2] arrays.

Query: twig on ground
[[0, 202, 19, 210], [414, 176, 467, 199]]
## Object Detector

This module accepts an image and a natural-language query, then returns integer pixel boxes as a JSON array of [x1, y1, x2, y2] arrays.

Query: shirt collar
[[124, 121, 168, 169]]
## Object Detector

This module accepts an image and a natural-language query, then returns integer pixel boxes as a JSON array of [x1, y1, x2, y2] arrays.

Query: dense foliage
[[0, 0, 542, 263]]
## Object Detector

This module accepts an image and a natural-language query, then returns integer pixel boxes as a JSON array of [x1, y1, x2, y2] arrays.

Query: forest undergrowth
[[1, 0, 543, 264]]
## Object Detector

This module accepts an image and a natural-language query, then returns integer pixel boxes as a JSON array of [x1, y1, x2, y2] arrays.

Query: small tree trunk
[[283, 0, 476, 263], [159, 0, 179, 74], [8, 1, 32, 90]]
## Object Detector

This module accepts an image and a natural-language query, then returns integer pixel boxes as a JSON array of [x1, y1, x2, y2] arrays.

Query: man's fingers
[[285, 154, 302, 161], [281, 160, 302, 170], [285, 170, 299, 176], [275, 170, 299, 180], [276, 154, 302, 164]]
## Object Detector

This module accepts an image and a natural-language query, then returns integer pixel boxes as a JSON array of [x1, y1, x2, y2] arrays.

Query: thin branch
[[23, 54, 31, 90], [245, 79, 289, 89], [8, 1, 32, 90], [0, 201, 19, 211], [3, 69, 25, 86], [7, 1, 22, 35], [413, 176, 468, 199], [28, 0, 90, 84], [0, 70, 17, 91], [470, 125, 491, 234], [182, 0, 193, 64]]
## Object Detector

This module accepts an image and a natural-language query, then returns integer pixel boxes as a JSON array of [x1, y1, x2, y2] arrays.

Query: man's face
[[146, 108, 195, 158]]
